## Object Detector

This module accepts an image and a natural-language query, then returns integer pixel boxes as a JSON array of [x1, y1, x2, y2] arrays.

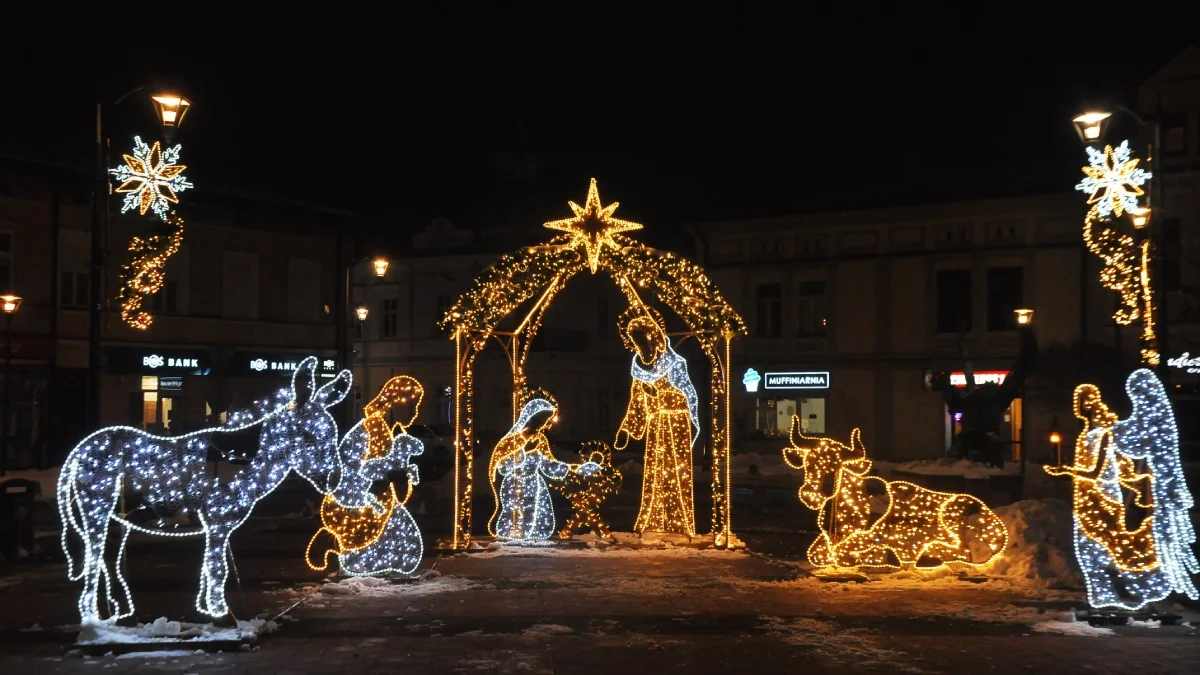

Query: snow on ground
[[985, 499, 1082, 589], [299, 574, 489, 600], [466, 534, 746, 559], [1032, 617, 1116, 636], [76, 616, 274, 645], [874, 458, 1020, 479]]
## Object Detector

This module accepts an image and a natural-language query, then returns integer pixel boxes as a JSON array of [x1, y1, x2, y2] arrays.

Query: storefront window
[[754, 397, 826, 437]]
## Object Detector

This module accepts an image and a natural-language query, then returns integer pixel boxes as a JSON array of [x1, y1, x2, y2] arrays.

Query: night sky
[[2, 20, 1195, 237]]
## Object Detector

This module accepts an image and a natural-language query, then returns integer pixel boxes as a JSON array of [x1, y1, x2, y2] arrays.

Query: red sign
[[949, 371, 1009, 388]]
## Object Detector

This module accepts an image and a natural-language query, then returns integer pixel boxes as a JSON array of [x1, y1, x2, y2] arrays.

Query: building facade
[[0, 156, 351, 469]]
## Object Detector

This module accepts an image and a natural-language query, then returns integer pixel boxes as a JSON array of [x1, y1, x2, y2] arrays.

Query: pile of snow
[[468, 533, 745, 559], [986, 499, 1082, 589], [1032, 613, 1115, 637], [77, 616, 273, 645], [875, 458, 1020, 479]]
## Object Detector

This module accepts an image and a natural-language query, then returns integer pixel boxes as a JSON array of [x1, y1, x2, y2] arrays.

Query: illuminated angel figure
[[614, 307, 700, 537], [307, 375, 425, 576], [1049, 369, 1200, 608], [488, 394, 599, 540], [109, 136, 193, 220]]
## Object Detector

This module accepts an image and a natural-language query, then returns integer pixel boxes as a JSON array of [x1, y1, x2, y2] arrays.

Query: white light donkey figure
[[58, 357, 351, 622]]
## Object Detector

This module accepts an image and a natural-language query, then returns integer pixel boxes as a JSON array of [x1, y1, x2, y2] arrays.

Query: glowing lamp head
[[1014, 308, 1034, 326], [372, 258, 389, 278], [1072, 111, 1112, 144], [1049, 431, 1062, 445], [1130, 207, 1151, 229], [151, 94, 191, 129], [355, 305, 369, 321], [0, 294, 21, 314]]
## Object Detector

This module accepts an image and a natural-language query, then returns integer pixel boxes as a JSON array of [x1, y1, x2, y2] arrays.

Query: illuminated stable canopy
[[439, 178, 746, 549]]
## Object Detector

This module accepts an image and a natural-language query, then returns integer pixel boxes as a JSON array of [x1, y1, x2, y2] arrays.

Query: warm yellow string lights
[[782, 418, 1008, 570], [117, 213, 184, 330], [439, 179, 745, 549], [307, 376, 424, 572], [1045, 383, 1157, 573], [555, 441, 623, 540], [615, 306, 699, 537], [1076, 141, 1159, 366]]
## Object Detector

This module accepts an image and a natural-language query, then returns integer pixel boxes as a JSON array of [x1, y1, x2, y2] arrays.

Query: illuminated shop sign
[[743, 368, 762, 392], [764, 371, 830, 390], [105, 347, 212, 375], [1167, 352, 1200, 374], [949, 371, 1009, 387], [159, 377, 184, 391], [229, 352, 339, 378]]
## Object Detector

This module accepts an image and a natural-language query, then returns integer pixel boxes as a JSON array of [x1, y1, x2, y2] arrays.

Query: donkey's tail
[[57, 457, 86, 581]]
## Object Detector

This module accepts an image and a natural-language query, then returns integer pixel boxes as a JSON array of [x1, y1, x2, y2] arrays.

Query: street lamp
[[1070, 104, 1166, 371], [1, 294, 21, 477], [372, 258, 390, 278], [355, 305, 370, 321], [90, 88, 192, 429], [1014, 308, 1035, 326], [1072, 111, 1112, 144], [1048, 414, 1063, 468]]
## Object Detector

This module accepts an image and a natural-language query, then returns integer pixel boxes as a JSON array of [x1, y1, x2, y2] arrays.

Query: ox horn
[[788, 414, 819, 449], [848, 428, 867, 459]]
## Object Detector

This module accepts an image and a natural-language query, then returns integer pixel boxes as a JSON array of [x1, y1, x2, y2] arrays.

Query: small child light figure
[[557, 441, 623, 540]]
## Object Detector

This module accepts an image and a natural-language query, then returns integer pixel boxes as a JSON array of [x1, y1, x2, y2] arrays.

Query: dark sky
[[1, 19, 1194, 235]]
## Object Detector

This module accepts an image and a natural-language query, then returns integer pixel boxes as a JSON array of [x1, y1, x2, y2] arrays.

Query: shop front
[[741, 367, 829, 439], [942, 369, 1023, 462], [103, 346, 214, 433]]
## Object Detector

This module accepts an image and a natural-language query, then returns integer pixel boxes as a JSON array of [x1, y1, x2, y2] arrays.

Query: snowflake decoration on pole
[[1075, 140, 1151, 219], [109, 136, 194, 220]]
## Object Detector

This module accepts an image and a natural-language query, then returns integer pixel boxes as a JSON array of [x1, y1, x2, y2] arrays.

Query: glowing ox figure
[[782, 417, 1008, 570], [58, 357, 351, 621]]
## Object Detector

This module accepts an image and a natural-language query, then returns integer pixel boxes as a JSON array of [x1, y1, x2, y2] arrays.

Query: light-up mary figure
[[488, 392, 598, 541], [614, 306, 700, 537]]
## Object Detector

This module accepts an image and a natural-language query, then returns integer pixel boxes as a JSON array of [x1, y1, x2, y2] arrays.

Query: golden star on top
[[543, 178, 643, 273]]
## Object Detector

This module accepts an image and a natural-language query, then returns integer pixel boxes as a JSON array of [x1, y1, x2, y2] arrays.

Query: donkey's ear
[[313, 370, 352, 409], [291, 357, 319, 404]]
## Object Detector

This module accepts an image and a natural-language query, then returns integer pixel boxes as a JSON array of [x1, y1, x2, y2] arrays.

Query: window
[[937, 269, 972, 333], [796, 280, 827, 337], [755, 283, 783, 338], [1163, 115, 1187, 155], [60, 272, 89, 308], [380, 298, 398, 338], [432, 294, 452, 337], [986, 267, 1024, 331], [222, 251, 260, 320], [287, 257, 321, 324], [597, 296, 609, 337], [0, 231, 11, 291], [150, 280, 178, 314]]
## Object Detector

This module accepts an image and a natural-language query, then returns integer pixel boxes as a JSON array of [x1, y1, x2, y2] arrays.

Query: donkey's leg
[[199, 519, 236, 618], [73, 488, 117, 622]]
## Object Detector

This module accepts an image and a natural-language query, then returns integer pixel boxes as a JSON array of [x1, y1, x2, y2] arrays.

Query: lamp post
[[336, 258, 388, 425], [1049, 414, 1063, 469], [1071, 106, 1166, 374], [1, 294, 22, 477], [89, 90, 192, 429], [1014, 308, 1034, 482]]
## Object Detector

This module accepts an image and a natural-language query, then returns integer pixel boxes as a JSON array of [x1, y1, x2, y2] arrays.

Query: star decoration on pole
[[543, 178, 643, 273], [1075, 140, 1151, 219], [109, 136, 194, 220]]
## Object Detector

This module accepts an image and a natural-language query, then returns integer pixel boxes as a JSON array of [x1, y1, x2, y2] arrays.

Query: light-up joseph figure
[[615, 306, 700, 537]]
